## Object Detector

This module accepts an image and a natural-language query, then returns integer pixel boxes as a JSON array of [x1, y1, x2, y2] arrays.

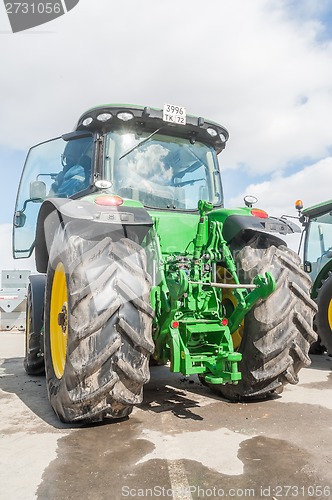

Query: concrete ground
[[0, 332, 331, 500]]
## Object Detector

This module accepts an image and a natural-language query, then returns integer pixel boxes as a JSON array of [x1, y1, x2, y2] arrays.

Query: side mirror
[[30, 181, 46, 200], [14, 211, 26, 228]]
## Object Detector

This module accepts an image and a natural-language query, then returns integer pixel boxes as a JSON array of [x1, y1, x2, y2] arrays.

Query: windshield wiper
[[174, 177, 205, 187], [119, 127, 164, 161], [176, 160, 203, 179]]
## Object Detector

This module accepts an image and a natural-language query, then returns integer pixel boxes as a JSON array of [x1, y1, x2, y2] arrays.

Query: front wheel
[[44, 224, 154, 423], [200, 235, 318, 400]]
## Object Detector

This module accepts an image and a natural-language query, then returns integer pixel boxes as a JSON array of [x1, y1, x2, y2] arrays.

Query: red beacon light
[[94, 195, 124, 207]]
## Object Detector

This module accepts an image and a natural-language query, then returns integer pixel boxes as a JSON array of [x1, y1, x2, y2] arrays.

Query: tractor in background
[[295, 199, 332, 355]]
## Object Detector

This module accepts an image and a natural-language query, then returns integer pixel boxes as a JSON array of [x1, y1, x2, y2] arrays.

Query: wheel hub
[[57, 306, 68, 333]]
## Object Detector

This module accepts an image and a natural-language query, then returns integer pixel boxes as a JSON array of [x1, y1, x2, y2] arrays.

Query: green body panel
[[148, 211, 199, 255], [208, 206, 253, 223], [145, 207, 253, 256], [303, 199, 332, 218]]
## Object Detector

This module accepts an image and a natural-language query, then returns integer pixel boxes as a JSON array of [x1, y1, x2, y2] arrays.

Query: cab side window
[[13, 135, 94, 258]]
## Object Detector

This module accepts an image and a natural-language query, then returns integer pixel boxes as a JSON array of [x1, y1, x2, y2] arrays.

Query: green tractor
[[295, 199, 332, 355], [14, 104, 317, 423]]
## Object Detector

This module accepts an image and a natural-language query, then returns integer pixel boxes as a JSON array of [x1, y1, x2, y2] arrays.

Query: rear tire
[[44, 224, 154, 423], [313, 273, 332, 355], [201, 234, 317, 401]]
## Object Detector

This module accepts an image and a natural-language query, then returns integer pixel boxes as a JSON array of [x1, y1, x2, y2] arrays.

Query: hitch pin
[[188, 281, 257, 289]]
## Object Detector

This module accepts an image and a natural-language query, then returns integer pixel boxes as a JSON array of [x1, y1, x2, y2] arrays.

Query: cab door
[[13, 134, 94, 259]]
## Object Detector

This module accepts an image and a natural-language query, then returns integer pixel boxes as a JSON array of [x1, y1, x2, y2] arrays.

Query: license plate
[[163, 104, 186, 125]]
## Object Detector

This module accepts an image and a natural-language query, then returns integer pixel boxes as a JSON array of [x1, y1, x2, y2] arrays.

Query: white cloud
[[0, 0, 332, 176], [229, 156, 332, 251], [229, 156, 332, 214], [1, 0, 332, 260]]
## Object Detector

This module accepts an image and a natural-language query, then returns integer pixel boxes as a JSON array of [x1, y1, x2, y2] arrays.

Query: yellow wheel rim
[[50, 262, 68, 379], [217, 266, 244, 350], [328, 299, 332, 330]]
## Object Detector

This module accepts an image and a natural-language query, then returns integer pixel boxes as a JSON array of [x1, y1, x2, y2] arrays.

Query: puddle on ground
[[301, 369, 332, 390], [36, 365, 332, 499], [137, 427, 247, 475], [178, 435, 329, 499], [37, 414, 331, 500], [37, 417, 156, 500]]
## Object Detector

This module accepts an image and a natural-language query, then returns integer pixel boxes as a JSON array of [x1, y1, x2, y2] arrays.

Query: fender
[[209, 207, 300, 246], [35, 197, 153, 273], [311, 260, 332, 299]]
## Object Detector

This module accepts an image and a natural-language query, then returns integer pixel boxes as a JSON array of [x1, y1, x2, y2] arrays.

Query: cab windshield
[[104, 129, 222, 210], [306, 211, 332, 277]]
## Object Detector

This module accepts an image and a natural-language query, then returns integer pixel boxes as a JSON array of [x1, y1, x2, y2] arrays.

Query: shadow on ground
[[1, 353, 331, 429]]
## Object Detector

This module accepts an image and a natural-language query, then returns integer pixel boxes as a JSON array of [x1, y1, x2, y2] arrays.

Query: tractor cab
[[13, 104, 227, 259]]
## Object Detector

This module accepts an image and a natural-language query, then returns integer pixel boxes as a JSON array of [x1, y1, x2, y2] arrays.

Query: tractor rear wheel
[[24, 275, 46, 376], [203, 234, 317, 401], [44, 223, 154, 423], [313, 273, 332, 355]]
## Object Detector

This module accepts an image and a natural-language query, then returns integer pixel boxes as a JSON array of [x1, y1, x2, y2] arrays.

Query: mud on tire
[[205, 234, 318, 401], [44, 223, 154, 423]]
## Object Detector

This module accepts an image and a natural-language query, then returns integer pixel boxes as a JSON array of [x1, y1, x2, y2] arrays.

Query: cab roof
[[76, 104, 229, 154], [303, 199, 332, 218]]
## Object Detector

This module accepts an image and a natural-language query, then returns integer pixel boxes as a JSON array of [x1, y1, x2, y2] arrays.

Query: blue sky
[[1, 0, 332, 270]]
